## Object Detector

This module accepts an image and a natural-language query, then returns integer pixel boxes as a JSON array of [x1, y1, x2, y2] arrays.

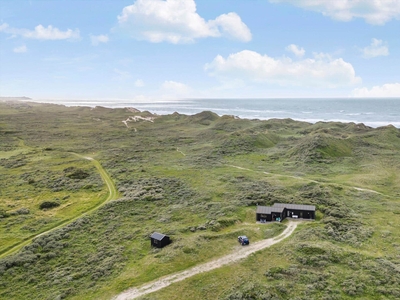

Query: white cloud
[[162, 80, 190, 95], [13, 45, 27, 53], [361, 38, 389, 59], [352, 83, 400, 97], [0, 23, 8, 31], [0, 23, 80, 40], [285, 44, 305, 57], [205, 50, 361, 88], [269, 0, 400, 25], [113, 68, 132, 81], [117, 0, 251, 43], [209, 12, 252, 42], [91, 34, 109, 46], [135, 79, 145, 87]]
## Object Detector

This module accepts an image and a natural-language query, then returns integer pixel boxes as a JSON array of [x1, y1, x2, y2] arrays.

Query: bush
[[0, 209, 9, 218], [224, 282, 280, 300], [16, 208, 30, 215], [39, 201, 60, 210], [63, 167, 89, 179]]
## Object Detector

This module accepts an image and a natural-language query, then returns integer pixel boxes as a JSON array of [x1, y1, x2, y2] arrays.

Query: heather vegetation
[[0, 101, 399, 299]]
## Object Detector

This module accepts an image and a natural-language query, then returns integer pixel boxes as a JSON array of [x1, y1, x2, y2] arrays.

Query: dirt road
[[113, 221, 299, 300]]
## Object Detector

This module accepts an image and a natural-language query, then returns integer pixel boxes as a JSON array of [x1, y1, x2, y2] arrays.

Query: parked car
[[238, 235, 249, 245]]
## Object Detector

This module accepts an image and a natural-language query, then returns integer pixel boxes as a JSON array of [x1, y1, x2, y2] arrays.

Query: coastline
[[4, 97, 400, 129]]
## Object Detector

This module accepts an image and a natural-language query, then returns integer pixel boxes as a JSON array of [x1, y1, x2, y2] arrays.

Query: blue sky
[[0, 0, 399, 100]]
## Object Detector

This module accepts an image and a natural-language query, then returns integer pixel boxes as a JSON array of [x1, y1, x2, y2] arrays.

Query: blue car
[[238, 235, 249, 245]]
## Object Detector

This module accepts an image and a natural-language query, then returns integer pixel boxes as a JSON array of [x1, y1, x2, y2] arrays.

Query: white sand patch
[[122, 115, 157, 128]]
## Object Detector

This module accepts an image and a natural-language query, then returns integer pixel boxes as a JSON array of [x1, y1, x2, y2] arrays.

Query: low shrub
[[63, 167, 89, 179], [39, 201, 60, 210], [0, 209, 9, 218], [16, 208, 30, 215]]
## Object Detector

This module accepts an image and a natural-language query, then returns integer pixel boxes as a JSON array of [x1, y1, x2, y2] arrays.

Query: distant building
[[150, 232, 171, 248], [256, 203, 315, 222]]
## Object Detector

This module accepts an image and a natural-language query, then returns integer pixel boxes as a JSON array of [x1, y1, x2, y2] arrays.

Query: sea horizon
[[12, 97, 400, 129]]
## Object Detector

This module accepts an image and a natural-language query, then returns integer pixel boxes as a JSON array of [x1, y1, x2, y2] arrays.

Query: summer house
[[256, 203, 315, 222]]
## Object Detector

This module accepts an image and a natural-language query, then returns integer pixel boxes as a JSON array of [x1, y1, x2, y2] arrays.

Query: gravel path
[[113, 221, 299, 300]]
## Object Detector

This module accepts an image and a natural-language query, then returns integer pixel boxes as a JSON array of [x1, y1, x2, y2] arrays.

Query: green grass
[[1, 101, 400, 300], [0, 151, 118, 258]]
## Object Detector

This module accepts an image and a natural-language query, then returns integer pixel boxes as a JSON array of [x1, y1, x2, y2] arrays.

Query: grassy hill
[[0, 100, 399, 299]]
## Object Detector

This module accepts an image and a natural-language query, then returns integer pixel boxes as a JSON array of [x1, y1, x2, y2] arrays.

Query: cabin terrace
[[256, 203, 315, 222]]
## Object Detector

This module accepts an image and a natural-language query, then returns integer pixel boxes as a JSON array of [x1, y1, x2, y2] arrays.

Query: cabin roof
[[256, 206, 284, 214], [150, 232, 169, 241], [273, 203, 316, 211]]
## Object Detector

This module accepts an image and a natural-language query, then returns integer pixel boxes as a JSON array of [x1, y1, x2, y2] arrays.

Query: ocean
[[31, 98, 400, 128]]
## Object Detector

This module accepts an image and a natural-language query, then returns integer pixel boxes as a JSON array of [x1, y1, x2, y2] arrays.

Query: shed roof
[[273, 203, 316, 211], [150, 232, 169, 241], [256, 206, 285, 214]]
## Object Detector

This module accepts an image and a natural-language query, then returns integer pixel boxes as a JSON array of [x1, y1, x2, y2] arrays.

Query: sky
[[0, 0, 400, 100]]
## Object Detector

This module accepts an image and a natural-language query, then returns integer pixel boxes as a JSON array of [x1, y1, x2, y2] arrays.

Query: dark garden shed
[[150, 232, 171, 248]]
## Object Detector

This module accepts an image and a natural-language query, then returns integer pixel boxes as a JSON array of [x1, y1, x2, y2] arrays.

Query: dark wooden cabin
[[150, 232, 171, 248], [256, 203, 315, 222], [256, 205, 285, 222]]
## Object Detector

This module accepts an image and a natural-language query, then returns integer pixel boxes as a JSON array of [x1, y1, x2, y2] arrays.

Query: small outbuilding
[[150, 232, 171, 248], [256, 203, 316, 222]]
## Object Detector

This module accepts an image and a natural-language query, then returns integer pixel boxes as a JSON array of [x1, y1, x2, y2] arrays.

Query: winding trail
[[114, 221, 299, 300], [176, 148, 186, 156], [0, 153, 118, 258], [227, 164, 383, 195]]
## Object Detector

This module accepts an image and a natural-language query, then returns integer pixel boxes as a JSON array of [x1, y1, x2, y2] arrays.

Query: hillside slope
[[0, 101, 399, 300]]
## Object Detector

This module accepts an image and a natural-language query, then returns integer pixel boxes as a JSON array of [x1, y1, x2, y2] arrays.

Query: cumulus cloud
[[269, 0, 400, 25], [361, 38, 389, 59], [0, 23, 80, 40], [205, 50, 361, 88], [285, 44, 305, 57], [13, 45, 27, 53], [134, 79, 145, 87], [91, 34, 109, 46], [162, 80, 190, 95], [352, 83, 400, 97], [209, 12, 252, 42], [117, 0, 251, 43]]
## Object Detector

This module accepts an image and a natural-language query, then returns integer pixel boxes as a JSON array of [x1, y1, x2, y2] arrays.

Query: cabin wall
[[257, 213, 271, 222], [162, 238, 170, 247], [151, 237, 170, 248], [286, 209, 314, 219]]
